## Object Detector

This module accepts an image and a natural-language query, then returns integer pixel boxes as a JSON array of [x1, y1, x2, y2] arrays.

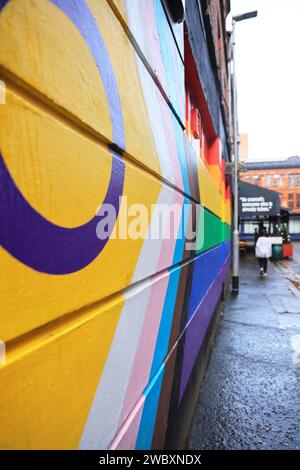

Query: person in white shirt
[[255, 228, 272, 277]]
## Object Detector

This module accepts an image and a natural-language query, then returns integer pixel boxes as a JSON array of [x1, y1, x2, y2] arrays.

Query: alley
[[188, 246, 300, 450]]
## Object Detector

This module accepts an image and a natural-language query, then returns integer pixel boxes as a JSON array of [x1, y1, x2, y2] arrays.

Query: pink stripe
[[140, 0, 167, 91], [159, 93, 183, 190], [137, 1, 183, 190], [120, 192, 183, 424], [109, 396, 145, 450]]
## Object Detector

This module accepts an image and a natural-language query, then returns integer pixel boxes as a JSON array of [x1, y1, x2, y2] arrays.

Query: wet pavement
[[280, 243, 300, 287], [188, 245, 300, 450]]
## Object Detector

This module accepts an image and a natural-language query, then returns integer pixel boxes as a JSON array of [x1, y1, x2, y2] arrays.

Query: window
[[297, 193, 300, 209], [289, 174, 300, 186], [288, 193, 294, 209], [273, 175, 280, 186], [289, 219, 300, 234], [244, 222, 256, 234], [186, 91, 204, 158], [245, 176, 250, 183], [280, 174, 287, 186], [252, 175, 259, 185], [266, 175, 271, 186]]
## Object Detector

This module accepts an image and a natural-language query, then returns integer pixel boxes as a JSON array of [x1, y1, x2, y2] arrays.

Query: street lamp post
[[231, 10, 257, 294]]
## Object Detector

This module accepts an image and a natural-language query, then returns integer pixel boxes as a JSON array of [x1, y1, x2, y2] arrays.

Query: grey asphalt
[[188, 245, 300, 450]]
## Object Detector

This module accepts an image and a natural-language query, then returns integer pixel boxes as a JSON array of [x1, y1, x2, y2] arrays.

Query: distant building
[[240, 156, 300, 239], [239, 133, 249, 162]]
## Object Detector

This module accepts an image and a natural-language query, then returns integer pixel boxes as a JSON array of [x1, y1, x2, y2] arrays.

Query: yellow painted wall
[[0, 0, 231, 450]]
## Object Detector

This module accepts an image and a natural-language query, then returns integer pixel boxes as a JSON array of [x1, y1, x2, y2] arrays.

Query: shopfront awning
[[239, 181, 281, 221]]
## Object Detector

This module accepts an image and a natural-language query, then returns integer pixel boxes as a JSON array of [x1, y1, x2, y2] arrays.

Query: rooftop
[[244, 156, 300, 170]]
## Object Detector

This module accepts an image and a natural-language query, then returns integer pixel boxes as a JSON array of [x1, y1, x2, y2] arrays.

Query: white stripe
[[79, 187, 173, 449]]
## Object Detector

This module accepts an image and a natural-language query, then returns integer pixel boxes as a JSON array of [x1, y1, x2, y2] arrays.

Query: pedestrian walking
[[255, 228, 271, 277]]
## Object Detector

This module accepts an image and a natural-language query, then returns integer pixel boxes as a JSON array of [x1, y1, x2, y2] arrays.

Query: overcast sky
[[228, 0, 300, 161]]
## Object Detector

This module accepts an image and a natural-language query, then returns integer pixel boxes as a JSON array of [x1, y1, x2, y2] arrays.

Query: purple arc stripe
[[0, 0, 125, 274], [0, 0, 9, 9]]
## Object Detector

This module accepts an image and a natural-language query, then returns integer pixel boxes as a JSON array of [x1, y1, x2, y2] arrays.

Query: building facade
[[240, 156, 300, 238], [239, 133, 249, 162], [0, 0, 232, 449]]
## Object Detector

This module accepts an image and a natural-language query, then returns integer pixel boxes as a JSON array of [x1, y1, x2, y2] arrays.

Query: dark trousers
[[258, 257, 268, 273]]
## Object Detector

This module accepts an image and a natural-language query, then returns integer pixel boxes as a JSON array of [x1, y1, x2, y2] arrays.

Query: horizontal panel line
[[0, 64, 202, 208], [106, 0, 185, 130], [160, 0, 185, 65], [5, 241, 231, 361], [108, 252, 231, 447]]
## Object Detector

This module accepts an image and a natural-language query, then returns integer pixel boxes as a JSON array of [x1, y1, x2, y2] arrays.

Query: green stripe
[[196, 209, 231, 254]]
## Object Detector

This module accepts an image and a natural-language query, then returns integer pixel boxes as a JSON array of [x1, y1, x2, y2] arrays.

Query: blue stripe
[[150, 199, 190, 377], [135, 364, 165, 450], [188, 240, 231, 318], [136, 201, 190, 448], [153, 0, 190, 194]]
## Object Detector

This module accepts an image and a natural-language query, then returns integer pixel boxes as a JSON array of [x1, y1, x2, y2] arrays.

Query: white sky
[[228, 0, 300, 161]]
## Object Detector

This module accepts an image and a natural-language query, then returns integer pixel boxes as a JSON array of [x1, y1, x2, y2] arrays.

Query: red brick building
[[240, 156, 300, 237]]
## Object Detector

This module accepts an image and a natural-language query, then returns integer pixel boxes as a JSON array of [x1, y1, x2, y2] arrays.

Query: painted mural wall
[[0, 0, 231, 449]]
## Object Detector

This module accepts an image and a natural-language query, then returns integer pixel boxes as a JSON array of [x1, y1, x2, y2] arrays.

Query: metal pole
[[231, 18, 240, 293]]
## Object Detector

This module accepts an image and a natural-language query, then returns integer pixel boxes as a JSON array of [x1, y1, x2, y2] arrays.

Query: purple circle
[[0, 0, 125, 274]]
